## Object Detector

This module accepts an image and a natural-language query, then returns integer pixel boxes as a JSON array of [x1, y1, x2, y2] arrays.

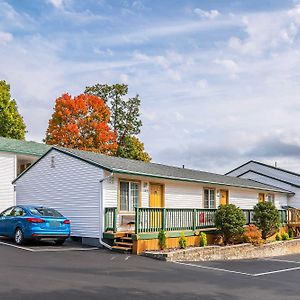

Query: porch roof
[[50, 147, 293, 194]]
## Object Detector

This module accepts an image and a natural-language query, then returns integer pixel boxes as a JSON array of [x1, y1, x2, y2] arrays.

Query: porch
[[104, 207, 288, 235]]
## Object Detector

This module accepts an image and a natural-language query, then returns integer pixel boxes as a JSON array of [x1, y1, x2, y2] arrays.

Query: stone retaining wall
[[143, 239, 300, 262]]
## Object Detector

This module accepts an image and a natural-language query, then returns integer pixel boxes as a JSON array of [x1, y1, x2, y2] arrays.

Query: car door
[[0, 207, 15, 236], [7, 207, 26, 238]]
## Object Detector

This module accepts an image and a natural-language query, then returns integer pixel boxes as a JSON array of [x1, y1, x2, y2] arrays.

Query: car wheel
[[54, 239, 65, 246], [15, 228, 25, 245]]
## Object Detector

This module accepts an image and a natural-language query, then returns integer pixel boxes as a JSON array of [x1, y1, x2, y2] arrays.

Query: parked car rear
[[0, 205, 70, 245]]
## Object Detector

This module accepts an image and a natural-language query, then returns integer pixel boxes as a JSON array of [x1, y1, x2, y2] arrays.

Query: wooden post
[[113, 207, 117, 233], [162, 208, 166, 231], [193, 209, 196, 231], [135, 207, 140, 234], [247, 210, 251, 224]]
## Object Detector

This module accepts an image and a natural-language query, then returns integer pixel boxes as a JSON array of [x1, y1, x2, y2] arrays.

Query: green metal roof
[[0, 136, 50, 157]]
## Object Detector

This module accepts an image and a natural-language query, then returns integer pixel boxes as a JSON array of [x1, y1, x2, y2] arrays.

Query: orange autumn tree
[[45, 93, 117, 155]]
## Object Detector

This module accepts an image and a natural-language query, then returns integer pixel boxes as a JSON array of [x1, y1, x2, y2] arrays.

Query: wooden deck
[[287, 208, 300, 228]]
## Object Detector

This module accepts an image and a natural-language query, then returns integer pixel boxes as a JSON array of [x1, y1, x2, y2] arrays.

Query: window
[[29, 207, 62, 217], [11, 207, 26, 217], [120, 181, 140, 212], [266, 193, 275, 204], [204, 188, 215, 208], [0, 207, 14, 217]]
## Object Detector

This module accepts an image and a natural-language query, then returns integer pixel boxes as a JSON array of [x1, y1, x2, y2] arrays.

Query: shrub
[[281, 232, 289, 240], [158, 230, 167, 250], [275, 233, 282, 241], [288, 228, 295, 239], [199, 232, 207, 247], [253, 202, 280, 239], [215, 204, 246, 245], [243, 224, 262, 245], [179, 231, 187, 249]]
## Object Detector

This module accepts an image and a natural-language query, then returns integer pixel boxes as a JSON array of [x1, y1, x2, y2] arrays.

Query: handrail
[[104, 207, 288, 234], [104, 207, 117, 233]]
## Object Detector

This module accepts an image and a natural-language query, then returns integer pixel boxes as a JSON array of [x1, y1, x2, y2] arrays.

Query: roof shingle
[[58, 147, 292, 194], [0, 136, 50, 157]]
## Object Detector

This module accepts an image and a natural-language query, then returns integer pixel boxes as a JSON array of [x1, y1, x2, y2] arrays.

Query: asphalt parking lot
[[0, 237, 98, 252], [1, 241, 300, 300]]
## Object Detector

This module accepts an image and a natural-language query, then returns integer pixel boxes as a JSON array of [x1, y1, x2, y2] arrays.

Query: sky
[[1, 0, 300, 174]]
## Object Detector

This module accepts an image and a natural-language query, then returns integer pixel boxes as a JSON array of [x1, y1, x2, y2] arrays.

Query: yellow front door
[[259, 193, 265, 203], [149, 184, 164, 229], [149, 184, 164, 208], [220, 190, 229, 205]]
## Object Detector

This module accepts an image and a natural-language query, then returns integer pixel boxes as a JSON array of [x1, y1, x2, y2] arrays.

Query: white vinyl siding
[[0, 153, 16, 212], [15, 149, 103, 238], [102, 174, 285, 211], [230, 168, 292, 207]]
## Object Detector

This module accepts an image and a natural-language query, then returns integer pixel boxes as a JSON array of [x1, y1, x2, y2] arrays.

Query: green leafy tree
[[118, 136, 151, 162], [84, 84, 150, 160], [215, 204, 246, 245], [0, 80, 26, 139], [253, 202, 280, 239]]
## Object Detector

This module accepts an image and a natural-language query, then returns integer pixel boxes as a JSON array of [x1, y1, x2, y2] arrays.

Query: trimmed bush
[[275, 233, 282, 241], [253, 202, 280, 239], [288, 228, 295, 239], [243, 224, 262, 245], [199, 232, 207, 247], [179, 231, 187, 249], [158, 230, 167, 250], [281, 232, 289, 240], [215, 204, 246, 245]]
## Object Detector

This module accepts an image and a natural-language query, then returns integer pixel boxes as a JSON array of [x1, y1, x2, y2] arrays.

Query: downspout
[[99, 172, 114, 250]]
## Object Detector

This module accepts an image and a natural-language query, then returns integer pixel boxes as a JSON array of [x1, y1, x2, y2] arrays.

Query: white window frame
[[119, 180, 140, 213], [266, 193, 275, 204], [203, 188, 216, 208]]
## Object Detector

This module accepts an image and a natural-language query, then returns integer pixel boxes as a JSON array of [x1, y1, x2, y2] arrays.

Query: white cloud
[[197, 79, 208, 89], [93, 48, 114, 56], [47, 0, 64, 9], [214, 59, 239, 78], [194, 8, 220, 19], [228, 9, 300, 56], [0, 1, 35, 30], [0, 31, 13, 44], [99, 17, 239, 47]]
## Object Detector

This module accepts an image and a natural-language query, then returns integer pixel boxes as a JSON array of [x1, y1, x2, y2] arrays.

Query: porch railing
[[104, 207, 117, 232], [104, 207, 288, 234], [287, 208, 300, 225]]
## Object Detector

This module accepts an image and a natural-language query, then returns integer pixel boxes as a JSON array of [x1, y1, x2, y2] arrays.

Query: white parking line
[[173, 261, 255, 277], [0, 241, 99, 252], [254, 266, 300, 277], [173, 260, 300, 277], [0, 241, 35, 252], [262, 257, 300, 264]]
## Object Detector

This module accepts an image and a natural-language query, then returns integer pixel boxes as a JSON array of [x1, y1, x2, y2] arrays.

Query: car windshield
[[29, 207, 63, 217]]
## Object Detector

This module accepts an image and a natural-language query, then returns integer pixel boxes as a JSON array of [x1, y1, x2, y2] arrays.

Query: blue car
[[0, 205, 71, 245]]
